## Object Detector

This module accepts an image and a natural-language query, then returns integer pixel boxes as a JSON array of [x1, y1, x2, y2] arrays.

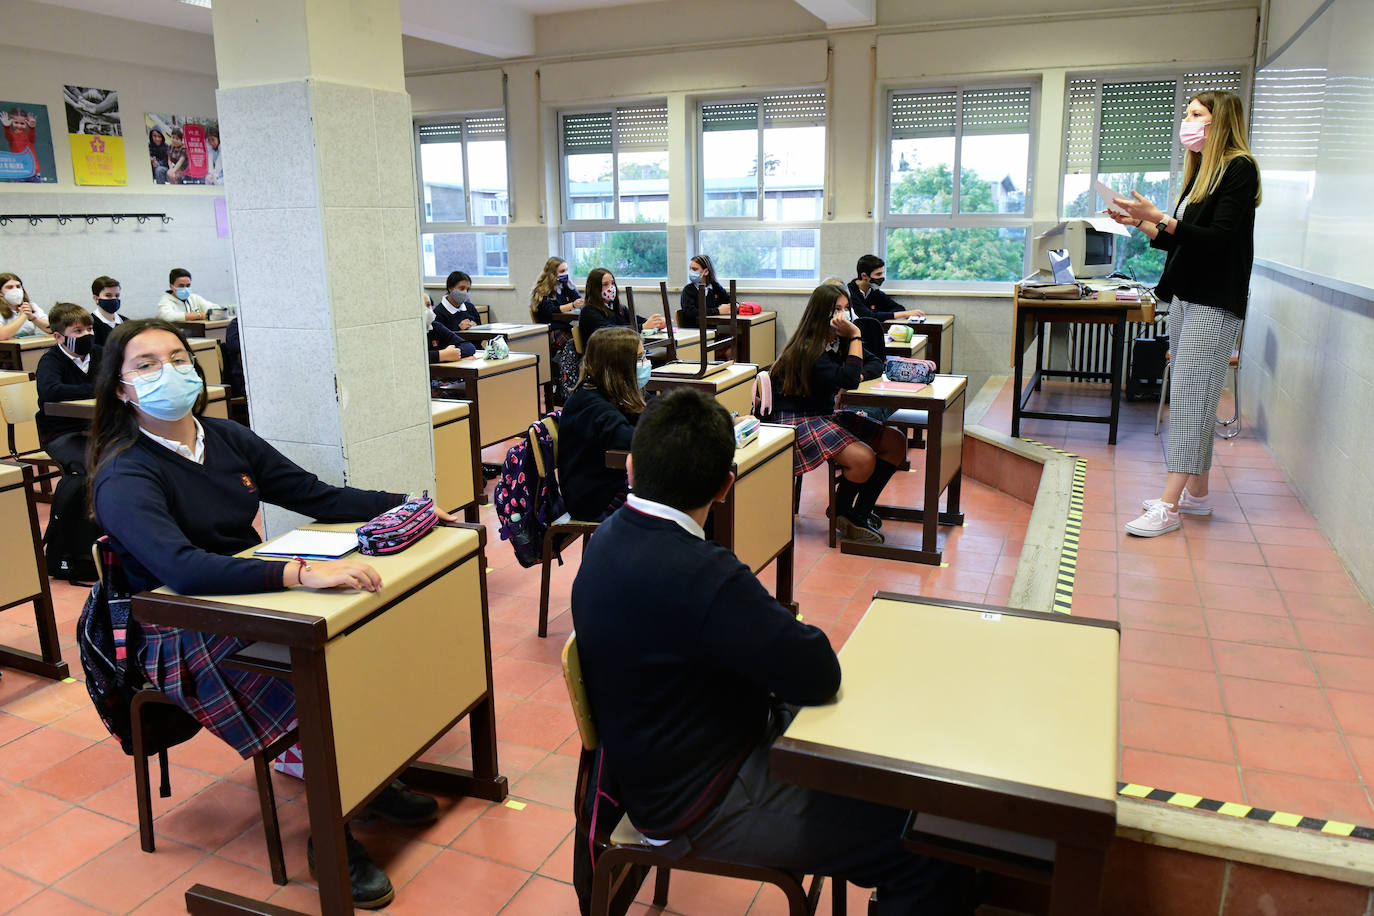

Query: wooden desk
[[772, 593, 1119, 915], [137, 522, 506, 916], [460, 324, 553, 392], [838, 375, 967, 565], [430, 352, 539, 457], [1012, 288, 1155, 446], [0, 337, 55, 372], [882, 333, 928, 361], [887, 314, 955, 371], [173, 319, 232, 343], [431, 400, 478, 522], [706, 311, 777, 367], [187, 338, 222, 386], [711, 424, 797, 608], [642, 327, 716, 364], [646, 363, 758, 419], [43, 385, 230, 421], [0, 462, 68, 680]]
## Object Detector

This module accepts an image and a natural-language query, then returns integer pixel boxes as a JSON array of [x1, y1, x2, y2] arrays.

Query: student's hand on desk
[[899, 309, 926, 320], [459, 319, 475, 330], [567, 299, 583, 312], [643, 314, 666, 331], [434, 507, 462, 525], [718, 304, 732, 316], [438, 345, 465, 362], [297, 559, 382, 592]]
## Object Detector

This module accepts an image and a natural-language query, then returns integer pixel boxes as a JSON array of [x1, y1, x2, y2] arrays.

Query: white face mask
[[602, 285, 617, 303], [424, 306, 435, 330], [2, 287, 24, 307]]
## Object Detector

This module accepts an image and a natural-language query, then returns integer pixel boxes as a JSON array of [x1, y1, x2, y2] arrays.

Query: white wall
[[0, 0, 233, 314]]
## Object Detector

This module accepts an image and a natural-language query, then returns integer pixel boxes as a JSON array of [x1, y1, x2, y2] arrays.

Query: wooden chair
[[529, 415, 601, 638], [0, 375, 61, 496], [561, 633, 841, 916], [93, 541, 294, 885]]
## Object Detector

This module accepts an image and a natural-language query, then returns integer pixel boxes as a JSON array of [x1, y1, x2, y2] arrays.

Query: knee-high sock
[[850, 459, 899, 522]]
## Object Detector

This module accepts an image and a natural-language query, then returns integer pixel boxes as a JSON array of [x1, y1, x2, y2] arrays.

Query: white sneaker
[[1125, 502, 1181, 537], [1141, 488, 1212, 516]]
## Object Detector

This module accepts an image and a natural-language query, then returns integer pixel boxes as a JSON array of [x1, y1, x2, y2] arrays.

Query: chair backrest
[[0, 377, 42, 457], [528, 414, 559, 481], [854, 316, 886, 360], [572, 325, 585, 355], [561, 632, 600, 751]]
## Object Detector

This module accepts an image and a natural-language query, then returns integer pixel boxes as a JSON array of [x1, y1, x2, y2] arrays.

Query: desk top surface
[[734, 423, 794, 475], [650, 361, 757, 388], [780, 595, 1119, 804], [0, 462, 25, 488], [186, 337, 219, 351], [706, 311, 776, 323], [0, 336, 55, 350], [430, 399, 470, 423], [882, 334, 928, 352], [432, 352, 538, 375], [467, 323, 541, 335], [176, 318, 233, 329], [890, 314, 955, 329], [47, 384, 227, 418], [849, 374, 966, 407], [151, 523, 482, 639], [0, 370, 29, 384], [645, 328, 715, 345]]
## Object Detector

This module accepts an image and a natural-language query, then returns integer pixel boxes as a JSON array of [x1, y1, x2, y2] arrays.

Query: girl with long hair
[[577, 267, 666, 342], [1110, 90, 1262, 537], [557, 326, 651, 521], [0, 272, 50, 339], [680, 253, 732, 325], [770, 283, 907, 544], [87, 318, 455, 908], [530, 256, 583, 323]]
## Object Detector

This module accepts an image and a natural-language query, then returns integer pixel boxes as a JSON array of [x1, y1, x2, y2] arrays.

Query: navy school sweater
[[92, 416, 401, 595], [846, 280, 903, 323], [35, 344, 100, 443], [772, 348, 865, 417], [557, 386, 636, 520]]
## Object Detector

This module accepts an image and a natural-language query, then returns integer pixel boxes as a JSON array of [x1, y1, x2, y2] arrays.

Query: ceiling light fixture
[[178, 0, 212, 8]]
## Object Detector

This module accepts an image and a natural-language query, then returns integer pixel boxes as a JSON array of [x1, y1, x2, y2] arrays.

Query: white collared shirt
[[626, 493, 704, 540], [140, 418, 206, 464], [441, 295, 462, 315], [93, 309, 121, 328], [59, 344, 91, 373]]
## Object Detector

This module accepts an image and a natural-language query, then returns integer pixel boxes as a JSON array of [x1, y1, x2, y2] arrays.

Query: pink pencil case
[[356, 494, 437, 556]]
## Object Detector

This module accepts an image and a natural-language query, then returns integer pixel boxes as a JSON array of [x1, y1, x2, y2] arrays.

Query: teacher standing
[[1112, 90, 1261, 537]]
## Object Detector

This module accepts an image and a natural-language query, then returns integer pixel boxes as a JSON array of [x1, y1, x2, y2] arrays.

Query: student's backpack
[[493, 410, 566, 568], [43, 473, 99, 583], [76, 541, 202, 759]]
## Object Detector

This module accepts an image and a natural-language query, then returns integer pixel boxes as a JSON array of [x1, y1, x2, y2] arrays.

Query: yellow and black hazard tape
[[1118, 782, 1374, 839], [1019, 439, 1086, 615]]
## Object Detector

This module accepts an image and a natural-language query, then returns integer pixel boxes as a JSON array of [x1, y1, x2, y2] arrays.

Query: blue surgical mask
[[636, 358, 652, 388], [688, 270, 701, 283], [127, 363, 203, 421], [101, 297, 121, 314], [558, 273, 570, 284], [174, 286, 192, 302]]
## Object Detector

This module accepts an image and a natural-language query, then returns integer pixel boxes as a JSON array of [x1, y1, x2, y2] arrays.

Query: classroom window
[[1060, 69, 1244, 283], [561, 103, 670, 278], [416, 113, 509, 279], [882, 85, 1033, 285], [697, 90, 826, 281]]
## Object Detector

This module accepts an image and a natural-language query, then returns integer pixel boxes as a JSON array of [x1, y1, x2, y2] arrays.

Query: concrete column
[[211, 0, 434, 534]]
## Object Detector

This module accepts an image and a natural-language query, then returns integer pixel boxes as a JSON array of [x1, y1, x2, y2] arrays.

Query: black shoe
[[364, 780, 439, 827], [482, 462, 501, 480], [867, 512, 883, 530], [307, 828, 395, 910]]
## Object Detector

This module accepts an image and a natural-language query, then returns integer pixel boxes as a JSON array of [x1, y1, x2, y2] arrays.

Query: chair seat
[[553, 511, 573, 526], [610, 813, 653, 847], [887, 409, 928, 428]]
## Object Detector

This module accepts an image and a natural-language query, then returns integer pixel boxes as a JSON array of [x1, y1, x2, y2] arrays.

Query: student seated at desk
[[680, 253, 732, 324], [156, 267, 219, 322], [434, 270, 481, 333], [425, 296, 477, 363], [531, 256, 583, 324], [88, 318, 456, 909], [0, 272, 51, 339], [571, 388, 971, 916], [557, 326, 649, 521], [578, 267, 666, 341], [770, 283, 908, 544], [35, 303, 101, 474], [89, 275, 127, 346], [848, 254, 924, 323]]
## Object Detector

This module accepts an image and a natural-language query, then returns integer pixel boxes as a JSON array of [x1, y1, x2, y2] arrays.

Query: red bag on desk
[[737, 302, 762, 316]]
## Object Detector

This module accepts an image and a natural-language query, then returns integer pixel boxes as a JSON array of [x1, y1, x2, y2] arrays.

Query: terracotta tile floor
[[0, 382, 1369, 912]]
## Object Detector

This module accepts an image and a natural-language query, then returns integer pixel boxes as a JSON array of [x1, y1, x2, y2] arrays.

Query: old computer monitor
[[1034, 219, 1119, 279]]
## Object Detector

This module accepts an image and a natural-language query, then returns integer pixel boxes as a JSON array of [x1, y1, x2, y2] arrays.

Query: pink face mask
[[1179, 120, 1208, 153]]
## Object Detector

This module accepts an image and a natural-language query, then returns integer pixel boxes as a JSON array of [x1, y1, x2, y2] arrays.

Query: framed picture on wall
[[64, 85, 127, 186], [0, 100, 58, 183], [145, 112, 221, 187]]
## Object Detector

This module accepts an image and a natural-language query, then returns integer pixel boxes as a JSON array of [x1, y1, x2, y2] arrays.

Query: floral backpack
[[493, 410, 566, 567]]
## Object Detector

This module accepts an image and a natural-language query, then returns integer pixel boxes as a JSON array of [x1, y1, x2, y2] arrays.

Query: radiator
[[1065, 314, 1169, 384]]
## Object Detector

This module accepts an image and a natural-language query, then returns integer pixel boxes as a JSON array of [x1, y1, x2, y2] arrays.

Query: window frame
[[879, 80, 1038, 290], [413, 111, 510, 282], [693, 88, 828, 285]]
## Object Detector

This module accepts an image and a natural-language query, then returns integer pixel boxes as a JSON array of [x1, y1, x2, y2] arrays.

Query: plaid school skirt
[[139, 622, 296, 759], [770, 409, 885, 475]]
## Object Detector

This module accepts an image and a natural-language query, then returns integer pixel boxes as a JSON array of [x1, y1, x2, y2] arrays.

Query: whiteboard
[[1251, 0, 1374, 291]]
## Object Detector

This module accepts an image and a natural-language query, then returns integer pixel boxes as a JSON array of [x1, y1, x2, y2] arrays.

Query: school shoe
[[363, 780, 439, 826], [1125, 502, 1180, 537], [836, 514, 884, 544], [1141, 488, 1212, 516], [306, 828, 395, 910]]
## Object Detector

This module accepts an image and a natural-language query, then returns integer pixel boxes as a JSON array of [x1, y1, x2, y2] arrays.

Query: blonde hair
[[529, 256, 567, 316], [820, 276, 846, 288], [574, 326, 645, 416], [1181, 90, 1262, 207]]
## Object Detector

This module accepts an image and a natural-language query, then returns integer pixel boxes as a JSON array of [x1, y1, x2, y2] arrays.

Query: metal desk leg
[[1108, 313, 1126, 446], [1012, 312, 1027, 439], [1034, 321, 1045, 392]]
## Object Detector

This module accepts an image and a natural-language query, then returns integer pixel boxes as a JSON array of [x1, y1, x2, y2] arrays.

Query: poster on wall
[[0, 101, 57, 183], [64, 85, 127, 186], [145, 113, 221, 186]]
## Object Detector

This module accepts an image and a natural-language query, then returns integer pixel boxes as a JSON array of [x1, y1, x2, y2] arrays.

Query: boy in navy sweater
[[848, 253, 925, 323], [35, 302, 101, 473], [571, 389, 970, 914]]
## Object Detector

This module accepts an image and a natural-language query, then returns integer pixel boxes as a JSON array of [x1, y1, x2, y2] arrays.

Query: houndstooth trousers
[[1166, 296, 1241, 475]]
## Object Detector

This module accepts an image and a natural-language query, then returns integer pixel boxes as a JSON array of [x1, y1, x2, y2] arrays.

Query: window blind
[[702, 101, 759, 132], [1062, 78, 1097, 172], [1180, 69, 1245, 105], [961, 87, 1031, 136], [418, 122, 463, 145], [1251, 67, 1325, 170], [617, 103, 669, 150], [562, 112, 613, 154], [762, 91, 826, 128], [1097, 80, 1176, 172], [464, 113, 505, 140], [890, 91, 958, 139]]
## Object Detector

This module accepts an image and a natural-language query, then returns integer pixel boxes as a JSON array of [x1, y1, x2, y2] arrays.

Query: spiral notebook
[[252, 530, 358, 561]]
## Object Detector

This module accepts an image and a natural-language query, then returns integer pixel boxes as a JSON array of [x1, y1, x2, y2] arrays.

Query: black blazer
[[1150, 156, 1259, 318], [579, 300, 641, 342], [680, 281, 730, 326]]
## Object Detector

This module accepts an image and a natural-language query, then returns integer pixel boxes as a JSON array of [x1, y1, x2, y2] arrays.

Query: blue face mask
[[174, 286, 192, 302], [101, 297, 121, 314], [558, 273, 570, 284], [688, 270, 701, 284], [636, 358, 652, 389], [127, 363, 203, 421]]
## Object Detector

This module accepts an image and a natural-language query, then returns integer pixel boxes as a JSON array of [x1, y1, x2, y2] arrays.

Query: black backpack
[[75, 541, 201, 758], [43, 473, 99, 583]]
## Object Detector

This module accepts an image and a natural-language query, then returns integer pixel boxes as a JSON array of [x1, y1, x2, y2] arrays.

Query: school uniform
[[679, 281, 730, 326], [770, 347, 885, 474], [2, 303, 47, 338], [35, 343, 100, 473], [433, 292, 482, 333], [92, 415, 401, 757], [534, 282, 580, 324], [572, 499, 966, 912], [578, 301, 641, 342], [557, 386, 636, 521], [156, 290, 219, 322], [1151, 157, 1258, 476], [90, 308, 126, 346], [426, 318, 476, 363], [846, 280, 902, 323]]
